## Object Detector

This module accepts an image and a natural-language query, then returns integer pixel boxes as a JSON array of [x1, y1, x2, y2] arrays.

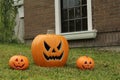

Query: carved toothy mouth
[[43, 52, 63, 60], [14, 63, 25, 69], [82, 65, 92, 70]]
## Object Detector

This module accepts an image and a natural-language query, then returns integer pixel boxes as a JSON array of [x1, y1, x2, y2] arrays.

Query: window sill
[[60, 30, 97, 40]]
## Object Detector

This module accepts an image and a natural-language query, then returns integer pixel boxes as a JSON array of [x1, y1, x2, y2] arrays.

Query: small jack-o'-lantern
[[31, 34, 69, 67], [76, 56, 94, 70], [9, 55, 29, 70]]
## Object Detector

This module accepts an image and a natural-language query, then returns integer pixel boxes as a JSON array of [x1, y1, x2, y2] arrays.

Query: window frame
[[55, 0, 97, 40]]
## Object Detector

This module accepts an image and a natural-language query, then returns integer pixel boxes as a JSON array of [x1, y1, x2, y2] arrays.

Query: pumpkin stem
[[85, 55, 88, 57]]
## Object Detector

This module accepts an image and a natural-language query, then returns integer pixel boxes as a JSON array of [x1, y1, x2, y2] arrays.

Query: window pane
[[76, 19, 82, 31], [82, 0, 87, 5], [62, 9, 68, 20], [61, 0, 68, 9], [82, 6, 87, 17], [82, 18, 88, 30], [69, 0, 82, 7], [62, 21, 69, 33], [69, 20, 75, 32], [69, 0, 75, 8], [69, 8, 74, 19], [75, 7, 82, 18], [75, 0, 81, 6]]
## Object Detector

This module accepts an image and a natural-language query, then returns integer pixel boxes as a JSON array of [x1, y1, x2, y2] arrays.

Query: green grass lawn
[[0, 43, 120, 80]]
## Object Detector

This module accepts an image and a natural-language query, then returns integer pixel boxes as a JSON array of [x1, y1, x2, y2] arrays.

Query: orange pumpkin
[[9, 55, 29, 70], [31, 34, 69, 67], [76, 56, 94, 70]]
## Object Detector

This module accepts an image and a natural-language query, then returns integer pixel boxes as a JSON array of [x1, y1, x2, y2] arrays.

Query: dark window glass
[[82, 6, 87, 17], [82, 0, 87, 5], [82, 18, 88, 30], [76, 19, 82, 31], [61, 21, 69, 33], [69, 20, 75, 32], [75, 0, 81, 6], [69, 0, 75, 8], [62, 9, 68, 20], [75, 7, 82, 18], [62, 0, 68, 9], [69, 8, 74, 19]]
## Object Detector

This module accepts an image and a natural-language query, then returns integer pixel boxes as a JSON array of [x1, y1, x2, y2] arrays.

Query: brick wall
[[24, 0, 55, 39], [92, 0, 120, 32]]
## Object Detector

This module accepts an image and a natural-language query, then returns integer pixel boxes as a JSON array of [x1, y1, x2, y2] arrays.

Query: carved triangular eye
[[57, 42, 62, 50], [44, 41, 50, 51]]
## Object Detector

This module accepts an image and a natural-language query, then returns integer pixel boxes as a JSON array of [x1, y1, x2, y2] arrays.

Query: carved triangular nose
[[52, 49, 56, 53]]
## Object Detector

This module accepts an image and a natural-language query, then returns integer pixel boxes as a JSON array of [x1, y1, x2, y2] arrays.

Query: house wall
[[24, 0, 120, 47], [24, 0, 55, 39]]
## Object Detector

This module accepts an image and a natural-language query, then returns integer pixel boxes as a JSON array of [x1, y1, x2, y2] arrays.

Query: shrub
[[0, 0, 16, 42]]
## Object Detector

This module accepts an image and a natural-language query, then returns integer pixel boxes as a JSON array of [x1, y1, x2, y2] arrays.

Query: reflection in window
[[75, 7, 81, 18]]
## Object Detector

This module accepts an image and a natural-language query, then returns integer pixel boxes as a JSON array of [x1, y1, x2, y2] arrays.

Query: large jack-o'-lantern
[[31, 34, 69, 67]]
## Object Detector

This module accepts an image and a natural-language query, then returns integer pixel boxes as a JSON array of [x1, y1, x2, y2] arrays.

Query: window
[[55, 0, 97, 40], [61, 0, 88, 33]]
